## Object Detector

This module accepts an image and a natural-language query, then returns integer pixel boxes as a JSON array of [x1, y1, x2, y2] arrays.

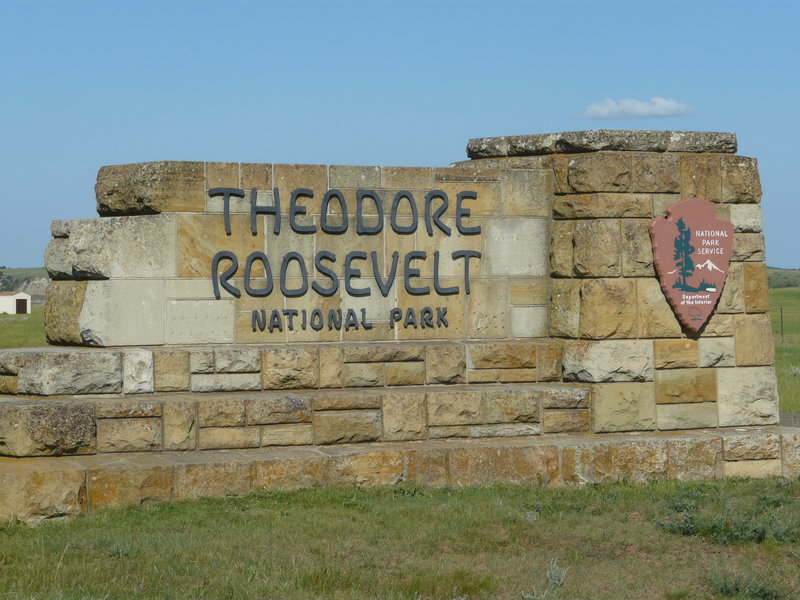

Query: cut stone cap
[[466, 130, 737, 159]]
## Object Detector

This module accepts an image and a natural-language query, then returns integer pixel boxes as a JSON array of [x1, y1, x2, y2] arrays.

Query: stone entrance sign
[[1, 129, 796, 523]]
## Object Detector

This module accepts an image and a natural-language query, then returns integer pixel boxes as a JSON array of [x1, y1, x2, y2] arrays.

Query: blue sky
[[1, 0, 798, 268]]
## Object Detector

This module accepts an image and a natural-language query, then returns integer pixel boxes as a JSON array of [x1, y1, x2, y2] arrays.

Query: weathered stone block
[[698, 337, 735, 368], [190, 350, 214, 374], [655, 368, 716, 404], [729, 204, 763, 232], [732, 234, 765, 261], [542, 409, 590, 433], [483, 218, 549, 276], [153, 349, 190, 392], [97, 418, 161, 452], [214, 348, 261, 373], [743, 262, 769, 313], [466, 279, 508, 339], [198, 427, 260, 450], [342, 362, 384, 387], [592, 383, 656, 433], [427, 391, 484, 426], [172, 460, 251, 499], [447, 445, 559, 486], [313, 394, 382, 410], [88, 465, 174, 510], [550, 221, 575, 277], [579, 278, 637, 339], [425, 344, 466, 384], [16, 350, 123, 396], [717, 366, 779, 426], [319, 348, 343, 388], [781, 431, 800, 477], [241, 162, 271, 189], [0, 467, 87, 522], [734, 314, 774, 366], [0, 375, 17, 394], [656, 403, 717, 430], [568, 153, 630, 192], [485, 389, 539, 423], [471, 342, 536, 369], [721, 432, 781, 460], [540, 386, 589, 408], [501, 169, 551, 217], [666, 437, 723, 480], [197, 396, 246, 426], [260, 424, 314, 446], [78, 279, 166, 346], [467, 369, 497, 383], [721, 156, 761, 203], [621, 219, 655, 276], [263, 348, 319, 389], [251, 451, 328, 489], [717, 262, 744, 313], [384, 361, 425, 385], [637, 279, 682, 338], [44, 280, 87, 344], [383, 393, 427, 441], [245, 394, 312, 424], [561, 440, 667, 485], [342, 344, 423, 363], [165, 298, 235, 345], [703, 314, 734, 336], [0, 402, 96, 457], [537, 342, 563, 381], [122, 350, 154, 394], [313, 410, 381, 444], [469, 423, 540, 437], [573, 220, 621, 277], [654, 339, 697, 369], [550, 279, 580, 338], [724, 459, 781, 478], [563, 340, 653, 382], [679, 154, 722, 204], [191, 373, 262, 392], [327, 449, 404, 486], [95, 161, 205, 214], [629, 153, 680, 193], [95, 398, 161, 418], [554, 193, 652, 219], [163, 397, 196, 450], [509, 277, 551, 306], [496, 368, 538, 383], [510, 306, 548, 338], [328, 164, 381, 188]]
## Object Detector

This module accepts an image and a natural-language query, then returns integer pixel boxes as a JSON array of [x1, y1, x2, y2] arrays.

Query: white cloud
[[579, 97, 694, 119]]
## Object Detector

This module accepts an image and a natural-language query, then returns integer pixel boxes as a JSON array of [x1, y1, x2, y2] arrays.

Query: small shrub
[[707, 567, 785, 599]]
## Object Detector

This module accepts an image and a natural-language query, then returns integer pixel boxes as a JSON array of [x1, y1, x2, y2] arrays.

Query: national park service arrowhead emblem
[[650, 198, 734, 332]]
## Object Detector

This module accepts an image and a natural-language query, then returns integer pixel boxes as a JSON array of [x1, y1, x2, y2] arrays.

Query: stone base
[[3, 427, 798, 522]]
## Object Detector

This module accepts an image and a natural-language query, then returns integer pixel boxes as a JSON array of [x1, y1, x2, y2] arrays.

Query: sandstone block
[[97, 418, 162, 452], [717, 262, 744, 313], [153, 349, 190, 392], [554, 193, 651, 219], [485, 389, 540, 423], [561, 440, 667, 485], [655, 368, 716, 404], [190, 350, 215, 374], [165, 298, 235, 345], [734, 314, 774, 366], [592, 383, 656, 433], [197, 396, 246, 426], [327, 450, 404, 486], [471, 342, 536, 369], [96, 161, 205, 214], [721, 432, 781, 461], [427, 390, 484, 426], [95, 398, 161, 418], [0, 375, 17, 394], [342, 344, 423, 363], [550, 221, 575, 277], [509, 277, 551, 306], [732, 234, 765, 261], [385, 361, 425, 385], [205, 162, 238, 189], [717, 366, 779, 426], [427, 425, 470, 439], [382, 393, 427, 441], [313, 410, 381, 444], [703, 314, 733, 336], [0, 402, 96, 457], [260, 424, 314, 446], [679, 154, 722, 204], [654, 339, 697, 369], [467, 369, 497, 383], [0, 467, 86, 522], [541, 386, 589, 408], [542, 409, 590, 433], [724, 459, 781, 478], [666, 437, 723, 480], [563, 340, 653, 382], [163, 397, 196, 450], [250, 451, 328, 490], [579, 278, 637, 339], [630, 153, 680, 192], [245, 393, 312, 424], [537, 342, 564, 381], [122, 350, 154, 394], [550, 279, 580, 338], [697, 337, 735, 368], [447, 445, 559, 486], [44, 280, 87, 344], [510, 306, 549, 338], [312, 394, 383, 410], [729, 204, 763, 232], [241, 162, 271, 189], [78, 279, 166, 346], [637, 279, 682, 338], [469, 423, 541, 437], [328, 165, 381, 188], [621, 219, 655, 276], [573, 220, 621, 277], [721, 156, 761, 203], [319, 348, 343, 388], [191, 373, 261, 392], [743, 262, 769, 313], [172, 460, 251, 499], [263, 348, 319, 389], [781, 431, 800, 477], [466, 279, 508, 339], [402, 445, 450, 486], [214, 348, 261, 373], [16, 350, 123, 396], [500, 169, 551, 217], [656, 403, 717, 430], [568, 153, 630, 192], [88, 465, 174, 510], [425, 344, 466, 384], [496, 368, 538, 383], [381, 166, 433, 188], [45, 215, 177, 280], [198, 427, 260, 450], [483, 218, 549, 276], [342, 362, 384, 387]]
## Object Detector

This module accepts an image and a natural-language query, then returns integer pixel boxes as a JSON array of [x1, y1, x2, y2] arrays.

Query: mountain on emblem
[[650, 198, 734, 332]]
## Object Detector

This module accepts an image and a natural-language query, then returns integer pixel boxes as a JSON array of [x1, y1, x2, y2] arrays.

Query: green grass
[[1, 480, 799, 600], [769, 288, 800, 413], [0, 305, 46, 348]]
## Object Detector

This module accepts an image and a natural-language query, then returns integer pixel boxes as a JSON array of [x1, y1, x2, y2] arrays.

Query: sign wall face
[[650, 198, 734, 332]]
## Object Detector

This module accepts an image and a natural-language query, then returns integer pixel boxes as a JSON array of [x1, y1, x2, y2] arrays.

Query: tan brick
[[592, 383, 656, 433], [666, 437, 723, 480], [313, 394, 382, 410], [729, 204, 763, 233], [630, 153, 680, 193], [621, 220, 655, 277], [542, 409, 590, 433], [721, 155, 761, 203], [313, 410, 381, 444], [197, 396, 246, 426], [327, 450, 404, 486], [573, 220, 621, 277], [205, 162, 238, 189], [637, 279, 682, 338], [319, 348, 343, 388], [654, 339, 697, 369], [466, 279, 508, 339], [656, 403, 717, 430], [245, 394, 312, 424], [734, 314, 774, 366], [468, 369, 497, 383], [554, 193, 652, 219], [96, 161, 206, 214], [163, 397, 196, 450], [568, 153, 630, 192], [743, 262, 769, 313], [509, 278, 551, 306], [471, 342, 537, 369], [550, 279, 580, 338], [680, 154, 722, 204], [0, 375, 18, 394], [382, 393, 427, 441], [262, 348, 319, 389], [342, 363, 384, 387], [178, 214, 265, 277], [385, 361, 425, 385], [198, 427, 260, 450], [381, 166, 433, 188], [537, 342, 563, 381], [703, 313, 733, 336], [580, 278, 637, 339], [698, 337, 735, 368], [732, 234, 765, 261], [425, 344, 466, 384], [88, 465, 173, 510], [485, 389, 539, 423], [550, 221, 575, 277], [173, 461, 251, 499], [328, 165, 381, 188], [500, 169, 551, 217], [240, 162, 271, 189], [447, 445, 559, 486], [44, 280, 87, 344], [260, 424, 313, 446], [251, 452, 328, 489], [496, 368, 538, 382], [153, 349, 190, 392], [655, 368, 716, 404], [717, 366, 779, 426], [717, 262, 744, 313], [97, 418, 162, 453], [722, 432, 781, 460], [427, 391, 484, 426], [273, 164, 328, 215]]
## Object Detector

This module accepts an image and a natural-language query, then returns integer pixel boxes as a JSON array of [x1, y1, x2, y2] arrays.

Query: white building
[[0, 291, 31, 315]]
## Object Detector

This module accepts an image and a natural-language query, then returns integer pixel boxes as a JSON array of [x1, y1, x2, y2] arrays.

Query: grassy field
[[768, 267, 800, 289], [0, 305, 46, 348], [769, 288, 800, 413], [1, 480, 799, 600]]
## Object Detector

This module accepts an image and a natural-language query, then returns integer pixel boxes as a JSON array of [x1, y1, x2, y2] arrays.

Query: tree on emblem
[[672, 217, 696, 292]]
